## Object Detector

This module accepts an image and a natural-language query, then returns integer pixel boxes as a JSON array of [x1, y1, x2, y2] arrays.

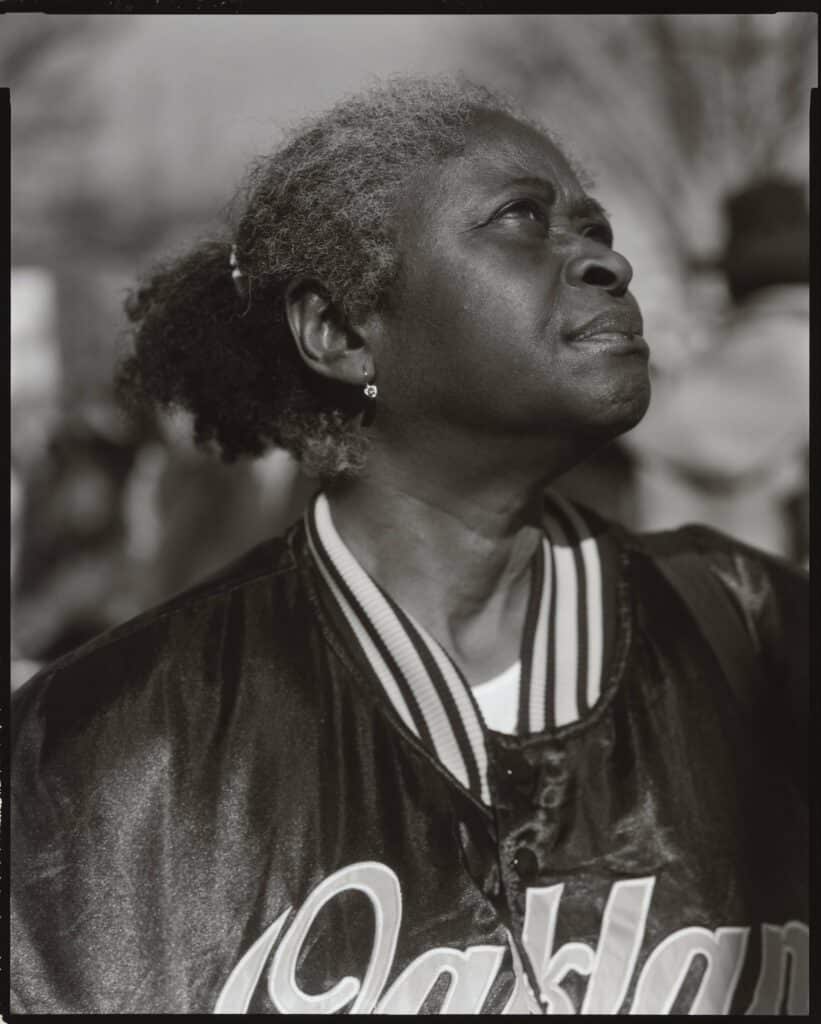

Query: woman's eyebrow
[[571, 196, 611, 222], [504, 176, 557, 199]]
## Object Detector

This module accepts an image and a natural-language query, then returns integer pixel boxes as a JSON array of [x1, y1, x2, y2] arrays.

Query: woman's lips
[[567, 310, 645, 344], [567, 331, 649, 356]]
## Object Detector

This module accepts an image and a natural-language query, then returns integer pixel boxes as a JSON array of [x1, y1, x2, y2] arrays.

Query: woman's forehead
[[462, 109, 575, 177], [406, 109, 593, 214]]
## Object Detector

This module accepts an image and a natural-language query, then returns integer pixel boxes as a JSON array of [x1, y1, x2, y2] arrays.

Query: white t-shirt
[[472, 662, 521, 734]]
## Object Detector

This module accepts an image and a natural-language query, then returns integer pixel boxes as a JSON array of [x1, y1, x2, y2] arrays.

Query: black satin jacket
[[11, 515, 808, 1014]]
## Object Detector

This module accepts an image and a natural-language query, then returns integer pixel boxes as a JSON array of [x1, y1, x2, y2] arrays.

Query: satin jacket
[[11, 500, 808, 1014]]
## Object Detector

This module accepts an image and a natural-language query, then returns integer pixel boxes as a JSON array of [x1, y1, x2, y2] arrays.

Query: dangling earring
[[363, 369, 378, 400]]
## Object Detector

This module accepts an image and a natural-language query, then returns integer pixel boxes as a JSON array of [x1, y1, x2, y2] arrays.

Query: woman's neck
[[325, 459, 553, 681]]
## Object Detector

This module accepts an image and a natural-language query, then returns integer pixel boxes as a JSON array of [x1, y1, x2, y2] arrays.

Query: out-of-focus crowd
[[10, 264, 320, 691], [10, 391, 319, 692]]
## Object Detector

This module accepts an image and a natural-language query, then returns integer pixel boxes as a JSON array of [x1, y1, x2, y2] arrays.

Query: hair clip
[[229, 244, 244, 282]]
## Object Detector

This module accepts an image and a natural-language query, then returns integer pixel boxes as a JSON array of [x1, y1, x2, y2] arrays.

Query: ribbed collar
[[305, 490, 607, 807]]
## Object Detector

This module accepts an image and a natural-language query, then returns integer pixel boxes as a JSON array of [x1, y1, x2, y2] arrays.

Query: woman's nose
[[564, 246, 633, 297]]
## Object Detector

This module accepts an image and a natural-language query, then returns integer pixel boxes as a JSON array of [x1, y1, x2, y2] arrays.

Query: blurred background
[[8, 13, 815, 689]]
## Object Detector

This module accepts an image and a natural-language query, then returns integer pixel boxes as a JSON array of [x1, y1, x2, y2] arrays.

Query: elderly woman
[[11, 78, 807, 1015]]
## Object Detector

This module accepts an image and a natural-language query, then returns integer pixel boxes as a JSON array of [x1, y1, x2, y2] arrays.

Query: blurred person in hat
[[625, 177, 810, 564]]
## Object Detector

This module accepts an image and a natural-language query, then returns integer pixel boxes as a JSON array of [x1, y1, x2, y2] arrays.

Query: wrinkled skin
[[375, 110, 651, 460]]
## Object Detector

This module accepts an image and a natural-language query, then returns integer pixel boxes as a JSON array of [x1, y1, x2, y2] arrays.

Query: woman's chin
[[565, 373, 651, 443]]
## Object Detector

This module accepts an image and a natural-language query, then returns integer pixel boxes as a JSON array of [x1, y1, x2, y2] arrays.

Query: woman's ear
[[285, 278, 373, 387]]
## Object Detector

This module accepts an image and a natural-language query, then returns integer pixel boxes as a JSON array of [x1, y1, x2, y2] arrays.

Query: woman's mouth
[[567, 309, 644, 343], [568, 331, 649, 356]]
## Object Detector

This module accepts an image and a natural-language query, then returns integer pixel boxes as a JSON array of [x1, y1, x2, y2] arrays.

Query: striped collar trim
[[305, 490, 606, 806]]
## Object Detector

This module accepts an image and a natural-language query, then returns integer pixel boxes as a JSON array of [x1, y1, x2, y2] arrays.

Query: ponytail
[[116, 239, 321, 464]]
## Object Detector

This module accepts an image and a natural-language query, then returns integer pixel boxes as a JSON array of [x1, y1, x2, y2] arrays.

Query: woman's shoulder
[[628, 518, 807, 584], [624, 520, 808, 676], [11, 526, 308, 762], [546, 493, 807, 624]]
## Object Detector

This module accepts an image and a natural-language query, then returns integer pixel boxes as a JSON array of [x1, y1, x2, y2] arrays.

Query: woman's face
[[375, 110, 651, 450]]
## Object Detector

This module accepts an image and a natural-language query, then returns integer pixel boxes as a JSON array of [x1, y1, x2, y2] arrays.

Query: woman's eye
[[494, 200, 548, 225]]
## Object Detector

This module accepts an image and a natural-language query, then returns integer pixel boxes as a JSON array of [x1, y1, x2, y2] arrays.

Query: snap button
[[498, 751, 534, 786], [512, 846, 539, 881]]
